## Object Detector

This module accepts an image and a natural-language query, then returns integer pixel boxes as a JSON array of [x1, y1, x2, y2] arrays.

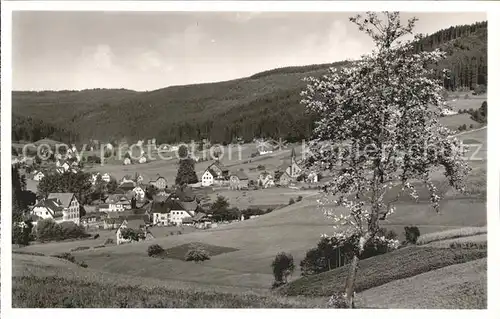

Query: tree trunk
[[344, 254, 359, 308]]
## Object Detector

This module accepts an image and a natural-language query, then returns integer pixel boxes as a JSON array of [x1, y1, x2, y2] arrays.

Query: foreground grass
[[12, 276, 321, 308], [417, 226, 487, 245], [358, 258, 486, 309], [278, 246, 486, 297]]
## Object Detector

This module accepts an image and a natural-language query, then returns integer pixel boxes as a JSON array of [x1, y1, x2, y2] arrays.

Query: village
[[13, 138, 323, 245]]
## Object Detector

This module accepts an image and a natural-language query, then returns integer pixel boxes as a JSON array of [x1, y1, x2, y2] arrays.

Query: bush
[[104, 238, 114, 245], [404, 226, 421, 244], [60, 221, 88, 240], [13, 220, 34, 246], [70, 246, 90, 252], [185, 245, 211, 263], [147, 244, 165, 257], [470, 124, 474, 129], [36, 219, 63, 242], [474, 84, 486, 95], [52, 252, 76, 263], [257, 165, 265, 171], [289, 198, 295, 205], [297, 196, 303, 202], [94, 245, 105, 249], [120, 228, 145, 242], [93, 234, 100, 239], [177, 231, 182, 235], [377, 228, 398, 240], [300, 234, 400, 276], [271, 252, 295, 288]]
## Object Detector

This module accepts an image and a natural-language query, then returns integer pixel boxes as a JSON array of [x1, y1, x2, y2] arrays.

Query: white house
[[150, 199, 197, 226], [123, 158, 131, 165], [138, 155, 147, 164], [441, 108, 458, 116], [102, 173, 111, 183], [31, 198, 64, 223], [98, 203, 125, 213], [45, 193, 80, 225], [33, 170, 45, 181], [258, 172, 275, 188], [307, 171, 319, 183], [201, 169, 215, 187], [132, 186, 146, 201]]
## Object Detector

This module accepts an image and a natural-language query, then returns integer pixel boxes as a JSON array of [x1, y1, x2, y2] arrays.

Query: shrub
[[70, 246, 90, 252], [36, 219, 63, 242], [271, 252, 295, 287], [120, 228, 145, 242], [60, 221, 88, 240], [474, 84, 486, 95], [52, 252, 76, 263], [404, 226, 421, 244], [297, 196, 303, 202], [93, 234, 100, 239], [104, 238, 114, 245], [13, 220, 34, 246], [470, 124, 474, 129], [94, 245, 105, 249], [257, 165, 265, 171], [185, 245, 211, 263], [377, 228, 398, 240], [170, 231, 175, 236], [289, 198, 295, 205], [147, 244, 165, 257], [177, 231, 182, 235]]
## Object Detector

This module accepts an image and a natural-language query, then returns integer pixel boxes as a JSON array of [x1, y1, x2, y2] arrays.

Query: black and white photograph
[[1, 1, 498, 313]]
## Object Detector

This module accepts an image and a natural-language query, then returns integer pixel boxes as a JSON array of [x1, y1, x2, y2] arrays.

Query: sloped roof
[[34, 198, 64, 218], [180, 200, 198, 212], [48, 193, 75, 208], [119, 182, 136, 191], [230, 170, 249, 180]]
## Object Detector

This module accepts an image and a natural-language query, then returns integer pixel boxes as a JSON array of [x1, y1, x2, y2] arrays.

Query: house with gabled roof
[[47, 193, 80, 225], [276, 171, 293, 186], [31, 198, 64, 223], [149, 175, 167, 190], [229, 171, 249, 190], [258, 171, 275, 188]]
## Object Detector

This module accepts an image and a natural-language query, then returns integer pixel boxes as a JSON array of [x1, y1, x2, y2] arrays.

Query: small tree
[[271, 252, 295, 287], [185, 245, 210, 263], [36, 219, 63, 242], [404, 226, 420, 244], [301, 12, 469, 307], [175, 158, 199, 186], [288, 198, 295, 205], [147, 244, 165, 257]]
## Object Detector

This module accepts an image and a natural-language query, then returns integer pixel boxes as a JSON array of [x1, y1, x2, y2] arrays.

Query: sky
[[12, 11, 486, 91]]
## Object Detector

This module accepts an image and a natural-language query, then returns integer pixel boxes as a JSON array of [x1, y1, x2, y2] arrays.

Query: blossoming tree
[[301, 12, 470, 307]]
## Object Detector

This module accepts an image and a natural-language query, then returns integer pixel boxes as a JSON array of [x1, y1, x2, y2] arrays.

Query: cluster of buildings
[[200, 148, 318, 190]]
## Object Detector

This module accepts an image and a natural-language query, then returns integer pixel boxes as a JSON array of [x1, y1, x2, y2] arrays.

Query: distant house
[[229, 171, 249, 190], [98, 203, 125, 213], [441, 108, 458, 116], [306, 171, 319, 183], [102, 173, 111, 183], [138, 155, 147, 164], [56, 160, 70, 172], [123, 157, 131, 165], [119, 181, 136, 192], [90, 173, 100, 185], [149, 190, 199, 226], [277, 171, 293, 186], [106, 194, 132, 210], [31, 198, 64, 223], [201, 168, 215, 187], [258, 171, 275, 188], [132, 185, 146, 201], [278, 148, 302, 179], [47, 193, 81, 225], [135, 174, 144, 184], [32, 170, 45, 181], [116, 216, 152, 245], [149, 175, 167, 190]]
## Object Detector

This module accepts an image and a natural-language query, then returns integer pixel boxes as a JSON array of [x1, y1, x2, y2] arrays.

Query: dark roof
[[34, 198, 64, 218], [119, 182, 136, 191], [231, 170, 249, 180], [48, 193, 75, 208]]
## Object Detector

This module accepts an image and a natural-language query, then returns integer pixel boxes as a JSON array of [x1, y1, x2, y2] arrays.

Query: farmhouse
[[306, 171, 319, 183], [116, 216, 152, 245], [102, 173, 111, 183], [123, 157, 131, 165], [47, 193, 81, 225], [106, 194, 132, 210], [277, 171, 293, 186], [229, 171, 249, 190], [258, 171, 275, 188], [149, 175, 167, 190], [132, 185, 146, 201], [31, 198, 64, 223], [201, 168, 216, 186], [278, 148, 302, 179], [32, 170, 45, 181]]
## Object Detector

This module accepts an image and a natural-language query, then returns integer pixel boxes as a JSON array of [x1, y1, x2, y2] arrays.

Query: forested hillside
[[12, 21, 487, 145]]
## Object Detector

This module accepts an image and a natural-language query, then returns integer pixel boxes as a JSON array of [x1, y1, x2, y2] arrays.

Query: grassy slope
[[278, 246, 486, 297], [357, 258, 486, 309], [12, 254, 324, 308]]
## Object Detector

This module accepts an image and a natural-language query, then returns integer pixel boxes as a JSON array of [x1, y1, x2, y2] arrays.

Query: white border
[[1, 2, 499, 319]]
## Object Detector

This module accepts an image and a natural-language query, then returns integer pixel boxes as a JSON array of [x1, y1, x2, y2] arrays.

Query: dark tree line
[[413, 21, 487, 91], [12, 115, 79, 144]]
